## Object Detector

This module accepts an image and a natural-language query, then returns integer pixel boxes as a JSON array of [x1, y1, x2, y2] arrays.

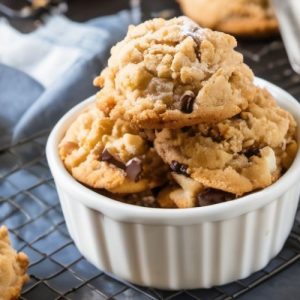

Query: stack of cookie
[[59, 17, 297, 208]]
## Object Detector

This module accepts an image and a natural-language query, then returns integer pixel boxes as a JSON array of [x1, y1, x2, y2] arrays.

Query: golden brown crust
[[0, 226, 29, 300], [59, 104, 168, 193], [60, 16, 297, 209], [154, 88, 298, 196], [95, 16, 255, 128], [178, 0, 278, 37]]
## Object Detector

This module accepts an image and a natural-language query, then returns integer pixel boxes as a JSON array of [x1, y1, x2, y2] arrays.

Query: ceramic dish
[[46, 78, 300, 289]]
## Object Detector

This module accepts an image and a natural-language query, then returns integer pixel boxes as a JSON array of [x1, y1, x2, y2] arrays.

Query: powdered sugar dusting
[[179, 16, 206, 43]]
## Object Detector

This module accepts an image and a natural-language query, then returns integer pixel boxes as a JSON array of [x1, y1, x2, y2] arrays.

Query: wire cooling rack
[[1, 31, 300, 300]]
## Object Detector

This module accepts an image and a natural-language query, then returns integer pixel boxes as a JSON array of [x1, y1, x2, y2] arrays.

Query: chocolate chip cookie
[[94, 16, 255, 129], [59, 104, 168, 193], [59, 16, 297, 209], [154, 88, 297, 197]]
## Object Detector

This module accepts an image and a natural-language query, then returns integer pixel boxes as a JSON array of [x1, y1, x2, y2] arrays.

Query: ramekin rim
[[46, 77, 300, 221]]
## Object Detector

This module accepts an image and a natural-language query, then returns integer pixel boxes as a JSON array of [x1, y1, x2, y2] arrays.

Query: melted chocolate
[[197, 189, 235, 207]]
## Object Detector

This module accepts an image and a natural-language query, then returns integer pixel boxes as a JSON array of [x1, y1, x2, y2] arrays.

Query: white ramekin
[[46, 78, 300, 289]]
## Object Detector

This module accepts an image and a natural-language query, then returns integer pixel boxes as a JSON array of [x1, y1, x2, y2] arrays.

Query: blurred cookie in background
[[178, 0, 278, 37], [141, 0, 181, 20]]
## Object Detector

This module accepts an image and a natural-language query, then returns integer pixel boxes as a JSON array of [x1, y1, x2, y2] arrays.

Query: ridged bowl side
[[56, 183, 300, 289], [47, 78, 300, 289]]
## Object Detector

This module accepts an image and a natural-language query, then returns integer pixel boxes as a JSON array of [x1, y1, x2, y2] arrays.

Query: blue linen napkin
[[0, 10, 135, 149]]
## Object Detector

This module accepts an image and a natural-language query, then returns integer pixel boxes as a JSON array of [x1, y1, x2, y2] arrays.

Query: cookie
[[178, 0, 278, 37], [59, 104, 168, 193], [154, 88, 298, 196], [94, 16, 255, 129], [0, 226, 29, 300], [157, 173, 204, 208]]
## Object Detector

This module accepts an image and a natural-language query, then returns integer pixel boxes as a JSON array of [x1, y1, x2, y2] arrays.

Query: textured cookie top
[[178, 0, 278, 37], [156, 173, 235, 209], [94, 16, 255, 128], [0, 226, 29, 300], [59, 104, 167, 193], [154, 88, 298, 198]]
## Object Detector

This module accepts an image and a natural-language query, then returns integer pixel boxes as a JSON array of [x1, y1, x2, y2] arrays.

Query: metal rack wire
[[1, 33, 300, 300]]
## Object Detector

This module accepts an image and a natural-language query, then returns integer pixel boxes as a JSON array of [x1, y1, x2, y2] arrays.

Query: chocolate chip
[[197, 189, 235, 207], [170, 160, 189, 175], [185, 28, 203, 46], [211, 134, 222, 143], [151, 186, 163, 197], [181, 126, 191, 133], [180, 91, 195, 114], [243, 147, 260, 158], [186, 33, 201, 59], [126, 158, 143, 181], [187, 32, 202, 60], [147, 141, 154, 148], [101, 149, 113, 161], [181, 126, 196, 137], [232, 113, 242, 120], [101, 149, 126, 170]]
